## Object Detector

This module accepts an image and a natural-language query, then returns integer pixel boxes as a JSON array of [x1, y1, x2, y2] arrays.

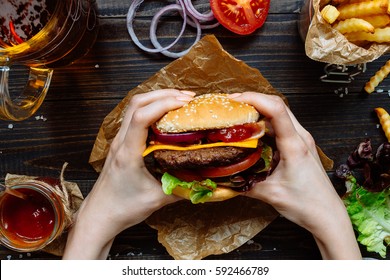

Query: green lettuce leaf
[[256, 144, 273, 173], [343, 175, 390, 258], [161, 172, 217, 204]]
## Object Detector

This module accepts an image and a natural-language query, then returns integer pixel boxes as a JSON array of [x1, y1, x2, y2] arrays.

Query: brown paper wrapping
[[88, 35, 332, 259], [305, 0, 390, 65], [4, 165, 84, 256], [146, 197, 278, 260]]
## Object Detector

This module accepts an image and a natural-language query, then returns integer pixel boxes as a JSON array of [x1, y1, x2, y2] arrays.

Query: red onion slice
[[127, 0, 187, 53], [127, 0, 217, 58], [182, 13, 220, 30], [152, 127, 207, 144], [176, 0, 219, 29], [150, 2, 201, 59], [180, 0, 215, 22]]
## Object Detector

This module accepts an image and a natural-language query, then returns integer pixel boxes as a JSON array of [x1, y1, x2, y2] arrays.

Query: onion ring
[[150, 2, 201, 58], [181, 12, 220, 30], [126, 0, 217, 58], [177, 0, 219, 29], [180, 0, 215, 22], [127, 0, 187, 53]]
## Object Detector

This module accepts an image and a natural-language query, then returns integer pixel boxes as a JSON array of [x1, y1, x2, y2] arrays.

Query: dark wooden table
[[1, 0, 389, 260]]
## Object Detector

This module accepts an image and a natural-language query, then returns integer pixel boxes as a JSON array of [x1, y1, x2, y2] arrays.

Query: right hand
[[230, 92, 361, 259]]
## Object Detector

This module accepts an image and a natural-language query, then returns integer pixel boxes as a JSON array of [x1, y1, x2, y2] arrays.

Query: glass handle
[[0, 66, 53, 121]]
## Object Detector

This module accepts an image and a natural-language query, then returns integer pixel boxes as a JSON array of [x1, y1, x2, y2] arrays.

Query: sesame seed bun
[[156, 93, 260, 133]]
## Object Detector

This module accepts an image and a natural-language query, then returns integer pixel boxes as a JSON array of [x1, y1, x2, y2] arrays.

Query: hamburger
[[143, 93, 274, 203]]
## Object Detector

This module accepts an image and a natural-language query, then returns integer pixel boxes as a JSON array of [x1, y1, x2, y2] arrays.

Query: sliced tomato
[[198, 148, 263, 178], [210, 0, 270, 35], [169, 169, 204, 182]]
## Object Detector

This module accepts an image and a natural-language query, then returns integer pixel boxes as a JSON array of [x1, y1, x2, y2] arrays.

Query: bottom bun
[[172, 186, 241, 202]]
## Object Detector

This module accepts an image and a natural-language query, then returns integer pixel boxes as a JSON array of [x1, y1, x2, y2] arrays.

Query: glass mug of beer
[[0, 0, 98, 121]]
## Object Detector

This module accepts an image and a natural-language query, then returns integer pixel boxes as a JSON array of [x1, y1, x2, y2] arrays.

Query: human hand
[[63, 89, 194, 259], [230, 92, 361, 259]]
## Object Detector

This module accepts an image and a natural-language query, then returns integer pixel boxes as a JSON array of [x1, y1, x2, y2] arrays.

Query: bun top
[[156, 93, 260, 133]]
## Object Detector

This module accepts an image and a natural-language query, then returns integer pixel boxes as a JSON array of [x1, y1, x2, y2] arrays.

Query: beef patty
[[153, 146, 254, 170]]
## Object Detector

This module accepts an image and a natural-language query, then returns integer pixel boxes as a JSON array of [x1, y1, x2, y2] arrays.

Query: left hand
[[63, 89, 195, 259]]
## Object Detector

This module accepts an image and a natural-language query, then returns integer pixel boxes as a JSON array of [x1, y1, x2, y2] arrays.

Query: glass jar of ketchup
[[0, 181, 66, 252]]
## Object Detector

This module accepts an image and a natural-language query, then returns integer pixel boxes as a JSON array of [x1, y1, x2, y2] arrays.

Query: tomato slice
[[210, 0, 270, 35], [169, 169, 204, 182], [198, 148, 263, 178]]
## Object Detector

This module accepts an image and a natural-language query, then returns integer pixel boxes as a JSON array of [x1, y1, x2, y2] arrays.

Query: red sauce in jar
[[0, 188, 55, 243]]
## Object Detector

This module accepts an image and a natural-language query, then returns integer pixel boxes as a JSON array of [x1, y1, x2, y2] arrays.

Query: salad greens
[[255, 144, 273, 173], [342, 174, 390, 258], [161, 172, 217, 204], [337, 139, 390, 258]]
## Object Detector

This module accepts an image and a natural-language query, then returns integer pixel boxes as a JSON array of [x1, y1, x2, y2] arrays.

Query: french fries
[[360, 14, 390, 28], [364, 59, 390, 93], [321, 5, 340, 24], [319, 1, 390, 93], [337, 0, 387, 20], [334, 18, 375, 33], [375, 107, 390, 141], [346, 26, 390, 42], [320, 0, 390, 44]]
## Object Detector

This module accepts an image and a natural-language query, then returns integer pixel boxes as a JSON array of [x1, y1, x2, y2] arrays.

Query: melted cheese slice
[[142, 138, 259, 157]]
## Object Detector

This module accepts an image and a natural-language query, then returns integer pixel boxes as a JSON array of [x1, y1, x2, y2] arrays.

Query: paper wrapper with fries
[[89, 35, 333, 260], [305, 0, 390, 65]]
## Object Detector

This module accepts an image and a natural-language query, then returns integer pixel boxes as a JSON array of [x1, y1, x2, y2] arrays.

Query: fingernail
[[176, 95, 193, 102], [180, 90, 196, 96], [228, 93, 242, 98]]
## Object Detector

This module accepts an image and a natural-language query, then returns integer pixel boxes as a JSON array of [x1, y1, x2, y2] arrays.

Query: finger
[[123, 95, 193, 154], [242, 173, 284, 204], [159, 191, 184, 206], [284, 106, 319, 156], [229, 92, 300, 151], [116, 89, 195, 144]]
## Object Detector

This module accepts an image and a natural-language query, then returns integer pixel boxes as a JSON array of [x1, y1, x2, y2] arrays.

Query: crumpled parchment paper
[[146, 196, 278, 260], [88, 34, 333, 260], [305, 0, 390, 65]]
